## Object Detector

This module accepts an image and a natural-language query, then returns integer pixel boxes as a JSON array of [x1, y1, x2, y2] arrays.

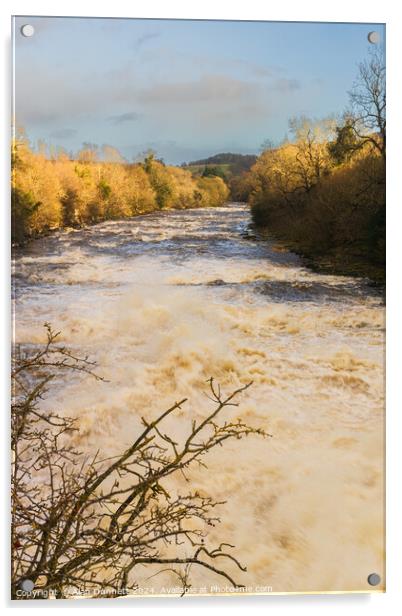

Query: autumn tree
[[228, 171, 255, 203], [78, 143, 99, 164], [196, 176, 229, 207], [101, 144, 126, 164], [127, 165, 157, 214], [12, 132, 63, 238], [288, 116, 335, 192], [12, 132, 40, 242]]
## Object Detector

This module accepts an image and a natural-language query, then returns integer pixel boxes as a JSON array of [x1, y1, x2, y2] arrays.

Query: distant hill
[[187, 153, 257, 167], [182, 152, 257, 177]]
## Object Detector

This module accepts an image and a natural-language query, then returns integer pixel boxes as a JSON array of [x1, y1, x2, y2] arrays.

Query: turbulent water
[[12, 203, 385, 594]]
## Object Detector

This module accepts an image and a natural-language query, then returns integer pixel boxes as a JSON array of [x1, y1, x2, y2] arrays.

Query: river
[[12, 202, 385, 594]]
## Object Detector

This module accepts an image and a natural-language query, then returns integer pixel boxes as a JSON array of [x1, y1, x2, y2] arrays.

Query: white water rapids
[[12, 203, 385, 594]]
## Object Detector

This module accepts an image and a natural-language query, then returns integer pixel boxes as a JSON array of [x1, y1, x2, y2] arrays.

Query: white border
[[2, 1, 401, 615]]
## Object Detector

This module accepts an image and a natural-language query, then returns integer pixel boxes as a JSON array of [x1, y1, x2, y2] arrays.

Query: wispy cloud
[[272, 78, 301, 92], [107, 111, 140, 125], [138, 74, 260, 105], [49, 128, 77, 139]]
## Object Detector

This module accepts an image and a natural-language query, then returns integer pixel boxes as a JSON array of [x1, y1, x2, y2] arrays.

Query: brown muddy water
[[12, 203, 385, 594]]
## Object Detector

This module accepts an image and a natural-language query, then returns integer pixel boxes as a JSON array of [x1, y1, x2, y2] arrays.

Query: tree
[[143, 157, 175, 209], [12, 136, 63, 236], [196, 176, 229, 207], [288, 116, 335, 192], [11, 187, 40, 243], [12, 325, 268, 599], [259, 138, 276, 153], [201, 165, 226, 180], [327, 118, 362, 165], [101, 144, 126, 164], [348, 47, 386, 159], [78, 143, 99, 164], [126, 165, 156, 214], [11, 134, 40, 242]]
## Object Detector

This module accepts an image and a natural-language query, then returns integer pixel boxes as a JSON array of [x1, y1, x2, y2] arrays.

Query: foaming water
[[12, 203, 385, 593]]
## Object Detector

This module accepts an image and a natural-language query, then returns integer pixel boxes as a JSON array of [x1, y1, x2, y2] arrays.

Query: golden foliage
[[196, 176, 230, 207], [247, 117, 385, 278], [11, 139, 229, 242]]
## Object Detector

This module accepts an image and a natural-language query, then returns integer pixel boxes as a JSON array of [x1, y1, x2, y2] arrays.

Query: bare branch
[[11, 326, 269, 599]]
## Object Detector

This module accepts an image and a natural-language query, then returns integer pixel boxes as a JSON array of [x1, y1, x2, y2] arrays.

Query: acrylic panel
[[11, 16, 385, 600]]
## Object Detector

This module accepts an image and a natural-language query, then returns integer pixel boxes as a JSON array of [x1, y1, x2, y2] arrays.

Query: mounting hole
[[368, 31, 380, 44], [367, 572, 381, 586], [21, 24, 35, 37], [20, 579, 35, 592]]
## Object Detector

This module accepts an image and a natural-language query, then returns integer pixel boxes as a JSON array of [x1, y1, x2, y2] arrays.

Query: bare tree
[[288, 116, 335, 193], [348, 47, 386, 159], [11, 325, 268, 600]]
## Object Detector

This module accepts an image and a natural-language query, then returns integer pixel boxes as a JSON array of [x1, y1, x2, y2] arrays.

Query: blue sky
[[13, 17, 385, 164]]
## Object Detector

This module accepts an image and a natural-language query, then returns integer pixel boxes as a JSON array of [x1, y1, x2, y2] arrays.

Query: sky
[[13, 17, 385, 164]]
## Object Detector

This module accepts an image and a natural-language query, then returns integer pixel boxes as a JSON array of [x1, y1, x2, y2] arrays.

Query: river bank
[[251, 219, 385, 286]]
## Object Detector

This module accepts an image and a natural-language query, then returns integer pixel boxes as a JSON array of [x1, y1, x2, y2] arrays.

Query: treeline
[[235, 49, 386, 281], [184, 152, 257, 173], [11, 138, 229, 243]]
